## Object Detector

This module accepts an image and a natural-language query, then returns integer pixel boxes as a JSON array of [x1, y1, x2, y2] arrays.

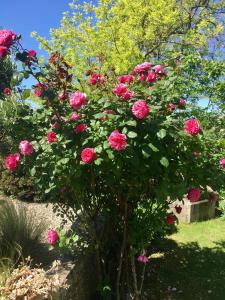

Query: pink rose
[[50, 122, 60, 129], [19, 140, 33, 156], [152, 64, 166, 75], [59, 91, 68, 101], [132, 100, 150, 119], [113, 84, 134, 101], [27, 49, 37, 57], [33, 83, 46, 97], [166, 102, 176, 112], [184, 119, 201, 136], [81, 148, 97, 164], [175, 205, 182, 214], [134, 62, 151, 74], [70, 91, 87, 110], [219, 158, 225, 169], [47, 132, 57, 143], [118, 75, 134, 84], [179, 98, 186, 106], [3, 87, 11, 95], [187, 187, 201, 202], [47, 230, 59, 245], [108, 130, 127, 151], [89, 73, 105, 85], [137, 255, 149, 264], [4, 153, 20, 171], [113, 83, 128, 97], [70, 112, 80, 121], [0, 46, 8, 58], [121, 90, 135, 101], [0, 29, 17, 47], [74, 123, 87, 134], [146, 72, 157, 83], [166, 214, 175, 225], [137, 74, 146, 81]]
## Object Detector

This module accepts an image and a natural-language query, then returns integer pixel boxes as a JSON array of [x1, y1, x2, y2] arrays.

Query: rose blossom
[[108, 130, 127, 151], [146, 72, 157, 83], [47, 132, 57, 143], [59, 91, 68, 101], [132, 100, 150, 119], [47, 230, 59, 245], [113, 83, 128, 97], [179, 98, 186, 106], [0, 29, 17, 47], [70, 112, 80, 121], [121, 90, 135, 101], [81, 148, 97, 164], [152, 64, 166, 75], [27, 49, 37, 57], [4, 153, 20, 171], [89, 73, 105, 85], [138, 74, 145, 81], [167, 102, 176, 112], [175, 205, 182, 214], [137, 255, 149, 264], [0, 46, 8, 58], [113, 83, 134, 100], [166, 214, 175, 225], [33, 83, 46, 97], [134, 62, 151, 74], [19, 140, 33, 156], [50, 122, 60, 129], [69, 91, 87, 110], [3, 87, 11, 95], [184, 119, 201, 136], [74, 123, 87, 134], [118, 75, 134, 84], [187, 187, 201, 202], [219, 158, 225, 169]]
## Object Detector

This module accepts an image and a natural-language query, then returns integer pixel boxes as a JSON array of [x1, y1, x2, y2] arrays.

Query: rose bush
[[2, 34, 225, 299]]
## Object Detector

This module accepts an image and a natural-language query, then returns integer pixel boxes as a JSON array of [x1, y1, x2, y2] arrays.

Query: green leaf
[[160, 157, 169, 168], [142, 149, 150, 158], [126, 120, 137, 127], [22, 89, 30, 100], [95, 145, 103, 154], [106, 150, 114, 159], [127, 131, 137, 138], [149, 143, 159, 152], [157, 129, 167, 139], [30, 167, 36, 176], [94, 158, 103, 165], [93, 113, 105, 119]]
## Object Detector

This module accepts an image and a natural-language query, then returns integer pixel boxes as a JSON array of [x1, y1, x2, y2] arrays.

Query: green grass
[[145, 218, 225, 300]]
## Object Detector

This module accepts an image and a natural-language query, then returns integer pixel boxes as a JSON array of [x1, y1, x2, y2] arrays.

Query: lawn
[[145, 218, 225, 300]]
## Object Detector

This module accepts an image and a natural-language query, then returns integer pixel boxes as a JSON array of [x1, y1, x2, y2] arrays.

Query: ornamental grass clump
[[0, 201, 46, 263], [2, 33, 225, 299]]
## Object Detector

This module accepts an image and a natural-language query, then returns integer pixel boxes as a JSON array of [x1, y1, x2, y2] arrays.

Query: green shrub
[[0, 201, 46, 262], [219, 189, 225, 218], [0, 162, 38, 202]]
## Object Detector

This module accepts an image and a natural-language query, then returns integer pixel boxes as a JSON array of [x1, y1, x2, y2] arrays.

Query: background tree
[[33, 0, 225, 108]]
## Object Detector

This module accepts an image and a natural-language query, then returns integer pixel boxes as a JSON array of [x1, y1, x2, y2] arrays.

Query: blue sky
[[1, 0, 73, 56]]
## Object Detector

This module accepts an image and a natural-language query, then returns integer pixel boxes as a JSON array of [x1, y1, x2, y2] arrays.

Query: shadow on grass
[[145, 238, 225, 300]]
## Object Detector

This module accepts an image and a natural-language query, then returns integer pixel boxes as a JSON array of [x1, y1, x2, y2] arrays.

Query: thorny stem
[[130, 247, 139, 300], [116, 197, 128, 300], [138, 264, 146, 296]]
